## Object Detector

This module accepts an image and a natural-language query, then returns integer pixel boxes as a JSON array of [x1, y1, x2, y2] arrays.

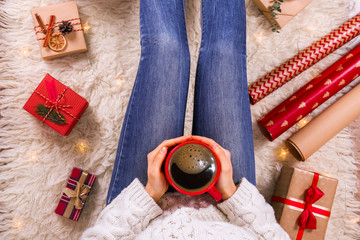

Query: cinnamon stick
[[35, 13, 46, 34], [43, 15, 55, 47]]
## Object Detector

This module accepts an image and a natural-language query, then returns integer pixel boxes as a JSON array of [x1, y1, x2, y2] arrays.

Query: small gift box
[[55, 167, 96, 221], [252, 0, 313, 29], [271, 167, 338, 240], [31, 1, 87, 60], [23, 74, 88, 136]]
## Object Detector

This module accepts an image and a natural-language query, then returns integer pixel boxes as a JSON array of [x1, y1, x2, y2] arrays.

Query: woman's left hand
[[191, 135, 237, 200]]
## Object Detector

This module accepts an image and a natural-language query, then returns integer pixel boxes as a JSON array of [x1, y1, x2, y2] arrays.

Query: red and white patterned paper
[[249, 13, 360, 104], [258, 47, 360, 141]]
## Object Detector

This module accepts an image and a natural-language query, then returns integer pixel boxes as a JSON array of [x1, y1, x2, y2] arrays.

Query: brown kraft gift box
[[271, 167, 337, 240], [252, 0, 313, 29], [31, 1, 87, 60]]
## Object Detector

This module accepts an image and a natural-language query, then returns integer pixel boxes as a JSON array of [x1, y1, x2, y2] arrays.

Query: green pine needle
[[269, 0, 282, 33], [35, 104, 67, 125]]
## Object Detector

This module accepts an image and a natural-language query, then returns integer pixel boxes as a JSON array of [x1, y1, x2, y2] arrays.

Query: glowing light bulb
[[321, 172, 333, 178], [279, 148, 289, 160], [20, 47, 30, 56], [13, 218, 23, 229], [116, 78, 124, 87], [254, 33, 264, 42], [82, 22, 91, 33], [29, 153, 38, 161], [311, 72, 320, 79], [350, 218, 360, 224], [297, 117, 310, 128], [307, 25, 317, 32], [76, 140, 88, 153]]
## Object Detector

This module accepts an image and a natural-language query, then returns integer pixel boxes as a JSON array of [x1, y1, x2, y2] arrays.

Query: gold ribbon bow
[[62, 171, 90, 219], [63, 182, 90, 209]]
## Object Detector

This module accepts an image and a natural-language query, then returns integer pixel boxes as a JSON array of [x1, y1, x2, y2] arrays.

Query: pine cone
[[58, 21, 73, 35]]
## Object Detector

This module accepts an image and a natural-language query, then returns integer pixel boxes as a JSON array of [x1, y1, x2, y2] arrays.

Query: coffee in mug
[[164, 141, 222, 201]]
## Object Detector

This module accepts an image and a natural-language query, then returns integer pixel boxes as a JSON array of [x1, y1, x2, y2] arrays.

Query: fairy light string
[[16, 6, 357, 237]]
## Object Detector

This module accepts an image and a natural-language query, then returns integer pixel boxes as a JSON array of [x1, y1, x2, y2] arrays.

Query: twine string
[[34, 18, 81, 31], [35, 22, 82, 34], [33, 17, 84, 41], [35, 86, 80, 122]]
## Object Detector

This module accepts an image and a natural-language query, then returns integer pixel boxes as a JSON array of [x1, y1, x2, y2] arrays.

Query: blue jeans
[[106, 0, 255, 205]]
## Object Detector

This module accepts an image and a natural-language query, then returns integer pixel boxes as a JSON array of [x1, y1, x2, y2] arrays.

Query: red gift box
[[55, 167, 96, 221], [23, 74, 88, 136]]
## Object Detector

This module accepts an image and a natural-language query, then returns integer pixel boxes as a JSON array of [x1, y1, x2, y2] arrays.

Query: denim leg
[[192, 0, 256, 185], [106, 0, 190, 204]]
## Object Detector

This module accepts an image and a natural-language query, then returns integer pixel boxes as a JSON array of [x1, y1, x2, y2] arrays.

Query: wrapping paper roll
[[258, 50, 360, 141], [248, 13, 360, 104], [286, 83, 360, 161], [260, 44, 360, 125]]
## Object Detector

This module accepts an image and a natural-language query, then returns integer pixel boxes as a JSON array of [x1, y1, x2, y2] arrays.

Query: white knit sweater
[[81, 178, 290, 240]]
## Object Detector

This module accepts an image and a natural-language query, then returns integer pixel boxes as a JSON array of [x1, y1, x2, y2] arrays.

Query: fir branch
[[35, 104, 67, 125], [270, 0, 283, 33]]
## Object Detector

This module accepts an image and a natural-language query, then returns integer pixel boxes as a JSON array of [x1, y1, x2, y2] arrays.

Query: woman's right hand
[[145, 135, 192, 202]]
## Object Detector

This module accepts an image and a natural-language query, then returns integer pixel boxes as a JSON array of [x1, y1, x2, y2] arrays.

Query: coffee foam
[[170, 144, 214, 174]]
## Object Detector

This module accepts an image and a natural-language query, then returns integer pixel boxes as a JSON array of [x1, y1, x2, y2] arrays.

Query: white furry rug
[[0, 0, 359, 239]]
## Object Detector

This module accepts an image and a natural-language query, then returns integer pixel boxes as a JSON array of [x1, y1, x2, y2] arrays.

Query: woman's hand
[[145, 135, 192, 202], [191, 136, 237, 200]]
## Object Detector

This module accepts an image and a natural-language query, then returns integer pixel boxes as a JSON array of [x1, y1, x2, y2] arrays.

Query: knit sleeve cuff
[[110, 178, 163, 220], [217, 179, 291, 240], [217, 178, 259, 216]]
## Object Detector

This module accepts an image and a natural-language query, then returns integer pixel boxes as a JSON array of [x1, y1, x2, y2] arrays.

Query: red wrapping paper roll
[[258, 51, 360, 141], [248, 13, 360, 104], [260, 44, 360, 126]]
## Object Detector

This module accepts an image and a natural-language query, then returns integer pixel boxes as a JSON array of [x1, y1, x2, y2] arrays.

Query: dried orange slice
[[48, 34, 67, 52]]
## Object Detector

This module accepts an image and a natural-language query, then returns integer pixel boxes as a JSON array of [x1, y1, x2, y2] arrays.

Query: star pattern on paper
[[306, 84, 313, 90], [298, 102, 306, 108], [336, 66, 343, 71], [324, 79, 332, 85], [281, 120, 288, 127], [346, 54, 353, 59], [266, 120, 274, 126], [338, 79, 345, 86], [279, 107, 286, 113]]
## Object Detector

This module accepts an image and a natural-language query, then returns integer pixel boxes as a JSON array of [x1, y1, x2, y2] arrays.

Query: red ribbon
[[45, 78, 58, 102], [35, 79, 79, 123], [272, 173, 331, 240], [298, 185, 324, 229]]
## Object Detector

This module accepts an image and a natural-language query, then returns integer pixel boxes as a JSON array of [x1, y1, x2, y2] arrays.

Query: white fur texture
[[0, 0, 359, 239]]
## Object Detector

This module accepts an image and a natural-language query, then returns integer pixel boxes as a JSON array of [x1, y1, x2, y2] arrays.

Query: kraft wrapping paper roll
[[258, 50, 360, 141], [286, 83, 360, 161], [248, 13, 360, 104]]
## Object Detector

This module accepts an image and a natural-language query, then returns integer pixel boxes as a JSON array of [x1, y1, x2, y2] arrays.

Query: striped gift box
[[55, 167, 96, 221]]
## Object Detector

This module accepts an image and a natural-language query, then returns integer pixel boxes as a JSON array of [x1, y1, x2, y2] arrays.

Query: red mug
[[164, 140, 222, 201]]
